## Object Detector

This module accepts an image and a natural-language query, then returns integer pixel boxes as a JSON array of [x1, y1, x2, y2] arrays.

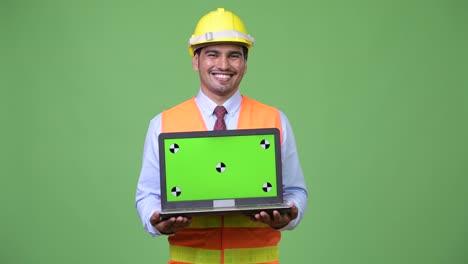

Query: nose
[[218, 55, 230, 70]]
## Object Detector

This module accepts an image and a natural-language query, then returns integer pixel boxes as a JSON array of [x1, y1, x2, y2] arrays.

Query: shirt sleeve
[[278, 111, 309, 231], [135, 114, 164, 237]]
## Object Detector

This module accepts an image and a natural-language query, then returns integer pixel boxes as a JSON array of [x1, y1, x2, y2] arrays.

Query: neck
[[201, 88, 238, 106]]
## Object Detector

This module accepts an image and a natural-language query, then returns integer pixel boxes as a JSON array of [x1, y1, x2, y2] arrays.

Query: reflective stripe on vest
[[169, 245, 279, 264], [162, 96, 283, 264]]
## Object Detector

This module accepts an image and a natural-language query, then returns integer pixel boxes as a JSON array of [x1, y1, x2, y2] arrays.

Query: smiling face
[[192, 43, 247, 105]]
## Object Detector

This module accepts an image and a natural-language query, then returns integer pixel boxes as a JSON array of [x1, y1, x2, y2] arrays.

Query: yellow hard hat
[[188, 8, 255, 56]]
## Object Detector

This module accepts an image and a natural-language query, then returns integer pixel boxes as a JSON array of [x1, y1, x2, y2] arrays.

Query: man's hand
[[251, 203, 298, 229], [150, 211, 192, 235]]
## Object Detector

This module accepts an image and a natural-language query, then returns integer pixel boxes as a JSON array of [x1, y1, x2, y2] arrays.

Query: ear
[[192, 53, 199, 71]]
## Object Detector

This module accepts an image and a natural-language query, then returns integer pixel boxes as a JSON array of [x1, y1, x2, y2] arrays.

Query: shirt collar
[[195, 89, 242, 117]]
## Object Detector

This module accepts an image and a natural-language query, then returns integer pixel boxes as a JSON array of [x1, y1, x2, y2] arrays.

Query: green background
[[164, 134, 278, 201], [1, 0, 467, 263]]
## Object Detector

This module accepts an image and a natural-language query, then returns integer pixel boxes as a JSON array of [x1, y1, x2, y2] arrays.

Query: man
[[136, 8, 308, 264]]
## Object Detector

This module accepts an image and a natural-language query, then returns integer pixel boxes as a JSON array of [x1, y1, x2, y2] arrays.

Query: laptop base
[[160, 204, 291, 220]]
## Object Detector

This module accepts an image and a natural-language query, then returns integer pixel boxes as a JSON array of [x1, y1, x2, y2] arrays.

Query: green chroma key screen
[[163, 133, 278, 202]]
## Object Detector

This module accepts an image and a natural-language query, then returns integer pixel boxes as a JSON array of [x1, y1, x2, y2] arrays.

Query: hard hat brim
[[192, 41, 251, 55]]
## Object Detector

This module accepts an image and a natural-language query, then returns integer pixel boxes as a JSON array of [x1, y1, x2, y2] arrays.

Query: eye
[[230, 53, 241, 59], [207, 53, 218, 58]]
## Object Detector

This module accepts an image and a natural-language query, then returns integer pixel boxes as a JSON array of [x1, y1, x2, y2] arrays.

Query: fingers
[[150, 212, 192, 235], [272, 210, 283, 222], [289, 203, 299, 220], [150, 211, 161, 226], [162, 216, 192, 233], [253, 211, 281, 223], [251, 203, 298, 229]]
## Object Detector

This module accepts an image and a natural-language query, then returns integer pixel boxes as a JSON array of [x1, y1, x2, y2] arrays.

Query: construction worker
[[136, 8, 308, 264]]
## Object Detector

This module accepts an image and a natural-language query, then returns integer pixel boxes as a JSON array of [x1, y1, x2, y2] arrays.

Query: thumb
[[150, 211, 161, 226]]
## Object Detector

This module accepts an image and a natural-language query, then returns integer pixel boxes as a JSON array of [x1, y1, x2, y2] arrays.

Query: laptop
[[158, 128, 291, 220]]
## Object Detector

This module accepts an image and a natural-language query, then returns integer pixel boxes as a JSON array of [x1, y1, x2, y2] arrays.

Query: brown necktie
[[213, 106, 227, 130]]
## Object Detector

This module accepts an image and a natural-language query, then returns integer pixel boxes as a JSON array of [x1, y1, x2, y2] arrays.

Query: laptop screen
[[159, 128, 283, 208]]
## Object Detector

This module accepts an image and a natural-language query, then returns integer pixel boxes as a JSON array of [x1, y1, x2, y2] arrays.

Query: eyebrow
[[203, 49, 219, 54], [228, 51, 243, 56]]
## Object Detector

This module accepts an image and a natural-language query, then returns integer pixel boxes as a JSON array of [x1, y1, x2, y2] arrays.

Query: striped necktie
[[213, 106, 227, 130]]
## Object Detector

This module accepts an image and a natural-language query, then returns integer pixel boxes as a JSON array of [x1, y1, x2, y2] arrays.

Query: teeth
[[214, 74, 231, 79]]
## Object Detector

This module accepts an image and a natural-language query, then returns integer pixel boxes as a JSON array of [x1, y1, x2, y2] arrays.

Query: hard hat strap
[[189, 30, 255, 46]]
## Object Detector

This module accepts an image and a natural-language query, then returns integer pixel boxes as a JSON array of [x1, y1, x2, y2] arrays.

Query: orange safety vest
[[161, 96, 283, 264]]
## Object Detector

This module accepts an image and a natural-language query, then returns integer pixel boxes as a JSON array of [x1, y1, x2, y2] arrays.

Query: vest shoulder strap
[[238, 96, 283, 142], [161, 98, 206, 132]]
